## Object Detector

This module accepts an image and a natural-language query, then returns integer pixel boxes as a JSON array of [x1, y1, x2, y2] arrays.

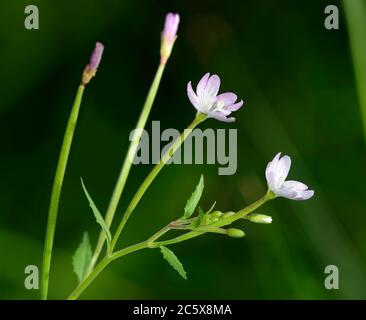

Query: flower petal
[[204, 74, 221, 101], [265, 153, 281, 190], [226, 100, 243, 111], [187, 81, 201, 111], [196, 73, 210, 97], [277, 180, 314, 200], [216, 92, 237, 106], [276, 187, 298, 200], [282, 180, 308, 191], [275, 155, 291, 188], [299, 190, 314, 200]]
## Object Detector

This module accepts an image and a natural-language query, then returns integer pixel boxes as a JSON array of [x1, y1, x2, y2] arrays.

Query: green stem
[[110, 113, 207, 252], [68, 256, 111, 300], [190, 226, 228, 234], [41, 85, 85, 300], [152, 192, 274, 247], [86, 63, 166, 276], [146, 219, 195, 244], [216, 191, 275, 226], [147, 224, 172, 244], [344, 0, 366, 145], [68, 240, 149, 300]]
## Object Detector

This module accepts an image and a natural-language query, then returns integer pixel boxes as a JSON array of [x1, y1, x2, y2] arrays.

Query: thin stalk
[[146, 219, 195, 244], [216, 191, 274, 226], [68, 256, 111, 300], [110, 113, 207, 251], [147, 224, 173, 244], [68, 240, 148, 300], [152, 192, 273, 247], [41, 85, 85, 300], [87, 63, 166, 275], [344, 0, 366, 145]]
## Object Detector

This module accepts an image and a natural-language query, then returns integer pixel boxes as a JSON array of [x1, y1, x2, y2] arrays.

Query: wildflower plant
[[41, 13, 314, 300]]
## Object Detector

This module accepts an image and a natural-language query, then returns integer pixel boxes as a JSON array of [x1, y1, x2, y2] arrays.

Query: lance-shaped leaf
[[80, 178, 112, 249], [72, 232, 92, 282], [183, 175, 204, 219], [160, 246, 187, 280]]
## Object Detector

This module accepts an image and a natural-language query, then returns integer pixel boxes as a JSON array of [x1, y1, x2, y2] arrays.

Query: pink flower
[[187, 73, 244, 122], [160, 13, 180, 64], [265, 153, 314, 200]]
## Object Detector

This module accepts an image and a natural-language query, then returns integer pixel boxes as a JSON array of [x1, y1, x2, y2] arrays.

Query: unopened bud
[[222, 211, 236, 219], [227, 228, 245, 238], [211, 211, 223, 218], [246, 214, 272, 224], [160, 13, 180, 64], [82, 42, 104, 85]]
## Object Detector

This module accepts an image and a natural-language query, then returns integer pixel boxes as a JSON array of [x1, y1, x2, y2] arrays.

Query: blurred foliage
[[0, 0, 366, 299]]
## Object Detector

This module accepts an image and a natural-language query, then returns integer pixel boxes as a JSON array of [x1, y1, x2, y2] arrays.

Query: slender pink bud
[[160, 13, 180, 64], [89, 42, 104, 71], [163, 13, 180, 43], [82, 42, 104, 85]]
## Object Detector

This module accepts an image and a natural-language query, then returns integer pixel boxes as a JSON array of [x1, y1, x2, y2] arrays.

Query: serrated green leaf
[[72, 232, 92, 282], [183, 175, 204, 219], [80, 178, 112, 249], [160, 246, 187, 280]]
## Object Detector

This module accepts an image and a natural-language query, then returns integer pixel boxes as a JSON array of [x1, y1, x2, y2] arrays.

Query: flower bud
[[222, 211, 236, 219], [211, 211, 223, 219], [160, 13, 180, 64], [227, 228, 245, 238], [82, 42, 104, 85], [246, 214, 272, 224]]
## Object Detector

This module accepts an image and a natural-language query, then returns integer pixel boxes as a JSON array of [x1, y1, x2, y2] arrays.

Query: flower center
[[209, 100, 225, 112]]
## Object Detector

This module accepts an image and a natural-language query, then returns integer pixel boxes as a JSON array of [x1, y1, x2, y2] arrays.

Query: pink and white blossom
[[265, 153, 314, 200], [187, 73, 243, 122]]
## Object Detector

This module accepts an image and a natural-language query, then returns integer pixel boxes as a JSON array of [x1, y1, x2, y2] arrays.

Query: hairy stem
[[42, 85, 85, 300]]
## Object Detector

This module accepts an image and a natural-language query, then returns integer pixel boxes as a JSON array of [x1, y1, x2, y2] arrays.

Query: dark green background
[[0, 0, 365, 299]]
